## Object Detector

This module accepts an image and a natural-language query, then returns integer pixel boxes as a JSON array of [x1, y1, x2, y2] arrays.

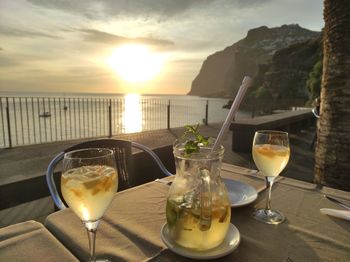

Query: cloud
[[228, 0, 270, 8], [172, 59, 203, 64], [27, 0, 213, 18], [0, 26, 61, 39], [0, 56, 20, 67], [80, 29, 174, 47], [0, 51, 58, 68], [27, 0, 268, 20]]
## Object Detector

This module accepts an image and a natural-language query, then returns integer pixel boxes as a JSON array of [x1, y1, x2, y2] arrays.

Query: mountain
[[257, 36, 322, 103], [223, 35, 323, 113], [189, 24, 320, 98]]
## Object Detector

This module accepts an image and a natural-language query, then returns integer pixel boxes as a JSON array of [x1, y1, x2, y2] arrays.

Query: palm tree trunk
[[314, 1, 350, 191]]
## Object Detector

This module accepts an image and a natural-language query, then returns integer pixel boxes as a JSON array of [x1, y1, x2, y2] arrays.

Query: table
[[0, 220, 78, 262], [45, 163, 350, 262]]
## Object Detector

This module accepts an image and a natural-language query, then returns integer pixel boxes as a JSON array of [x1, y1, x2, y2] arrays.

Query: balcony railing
[[0, 96, 230, 148]]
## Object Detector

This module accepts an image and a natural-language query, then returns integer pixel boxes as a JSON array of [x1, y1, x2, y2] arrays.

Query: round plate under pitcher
[[160, 223, 240, 260]]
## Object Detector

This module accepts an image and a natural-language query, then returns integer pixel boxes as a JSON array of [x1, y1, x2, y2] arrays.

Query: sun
[[107, 45, 164, 83]]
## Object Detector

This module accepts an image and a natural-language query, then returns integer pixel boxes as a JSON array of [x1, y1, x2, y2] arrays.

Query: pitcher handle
[[199, 168, 212, 231]]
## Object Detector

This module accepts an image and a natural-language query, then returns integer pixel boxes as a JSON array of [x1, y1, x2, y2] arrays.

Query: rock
[[189, 24, 320, 98], [250, 35, 323, 112]]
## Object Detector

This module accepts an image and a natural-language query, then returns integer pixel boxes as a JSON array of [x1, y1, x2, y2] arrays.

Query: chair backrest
[[46, 139, 173, 210], [312, 108, 320, 118]]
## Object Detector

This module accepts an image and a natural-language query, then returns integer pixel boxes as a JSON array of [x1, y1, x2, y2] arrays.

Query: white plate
[[161, 223, 240, 260], [223, 178, 258, 207]]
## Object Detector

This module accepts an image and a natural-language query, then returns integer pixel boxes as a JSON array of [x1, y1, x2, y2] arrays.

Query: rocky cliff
[[189, 24, 320, 98], [241, 36, 323, 113], [260, 37, 322, 102]]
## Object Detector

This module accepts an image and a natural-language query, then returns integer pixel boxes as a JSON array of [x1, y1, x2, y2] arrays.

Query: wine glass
[[61, 148, 118, 261], [252, 130, 290, 224]]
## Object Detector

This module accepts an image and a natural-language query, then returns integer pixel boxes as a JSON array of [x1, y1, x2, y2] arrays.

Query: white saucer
[[160, 223, 240, 260], [223, 178, 258, 207]]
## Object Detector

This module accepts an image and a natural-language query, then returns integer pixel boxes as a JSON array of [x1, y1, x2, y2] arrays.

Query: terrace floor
[[0, 123, 316, 227]]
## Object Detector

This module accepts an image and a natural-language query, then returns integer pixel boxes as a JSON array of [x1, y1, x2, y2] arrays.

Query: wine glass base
[[252, 208, 285, 224]]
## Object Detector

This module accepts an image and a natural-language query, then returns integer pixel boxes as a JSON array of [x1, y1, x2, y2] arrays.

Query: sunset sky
[[0, 0, 323, 95]]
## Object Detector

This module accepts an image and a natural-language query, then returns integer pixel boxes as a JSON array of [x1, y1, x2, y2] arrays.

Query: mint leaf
[[182, 124, 209, 155]]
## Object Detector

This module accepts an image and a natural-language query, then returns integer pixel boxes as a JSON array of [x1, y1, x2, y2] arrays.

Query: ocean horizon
[[0, 91, 222, 100]]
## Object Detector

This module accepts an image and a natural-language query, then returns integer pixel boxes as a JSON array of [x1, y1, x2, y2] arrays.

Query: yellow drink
[[166, 195, 231, 250], [253, 144, 290, 177], [61, 165, 118, 222]]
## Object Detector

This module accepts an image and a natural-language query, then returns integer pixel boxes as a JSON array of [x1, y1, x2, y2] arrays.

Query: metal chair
[[310, 107, 320, 149], [46, 139, 173, 210]]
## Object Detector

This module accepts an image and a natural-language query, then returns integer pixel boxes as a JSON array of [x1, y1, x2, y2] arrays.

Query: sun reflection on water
[[124, 94, 142, 133]]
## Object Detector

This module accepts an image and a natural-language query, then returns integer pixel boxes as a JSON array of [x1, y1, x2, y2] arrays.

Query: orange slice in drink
[[83, 177, 101, 190], [70, 188, 83, 198], [255, 145, 275, 158]]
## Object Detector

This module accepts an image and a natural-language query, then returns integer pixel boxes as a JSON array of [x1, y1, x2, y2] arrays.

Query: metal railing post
[[108, 99, 112, 137], [5, 98, 12, 148], [205, 100, 209, 125], [167, 100, 170, 130]]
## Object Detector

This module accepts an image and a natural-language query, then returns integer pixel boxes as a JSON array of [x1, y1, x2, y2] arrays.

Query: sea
[[0, 92, 251, 148]]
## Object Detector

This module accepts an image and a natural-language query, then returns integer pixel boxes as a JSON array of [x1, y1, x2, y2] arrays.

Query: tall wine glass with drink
[[61, 148, 118, 261], [252, 130, 290, 224]]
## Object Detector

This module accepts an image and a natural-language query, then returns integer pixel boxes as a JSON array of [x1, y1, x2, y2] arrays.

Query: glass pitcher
[[166, 138, 231, 250]]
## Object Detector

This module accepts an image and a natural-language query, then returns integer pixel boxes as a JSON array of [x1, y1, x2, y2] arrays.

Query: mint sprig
[[182, 124, 209, 155]]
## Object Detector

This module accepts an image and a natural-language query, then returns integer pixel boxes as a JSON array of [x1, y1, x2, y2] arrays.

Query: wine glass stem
[[265, 177, 275, 211], [87, 229, 97, 262], [84, 220, 100, 262]]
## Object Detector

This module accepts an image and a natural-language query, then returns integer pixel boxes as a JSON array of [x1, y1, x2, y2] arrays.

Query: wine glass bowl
[[252, 130, 290, 224], [62, 148, 118, 261]]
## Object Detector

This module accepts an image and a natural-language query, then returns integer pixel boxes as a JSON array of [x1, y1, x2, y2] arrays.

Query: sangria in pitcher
[[166, 127, 231, 250]]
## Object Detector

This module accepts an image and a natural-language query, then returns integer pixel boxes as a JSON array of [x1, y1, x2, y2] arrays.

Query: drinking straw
[[212, 76, 252, 152]]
